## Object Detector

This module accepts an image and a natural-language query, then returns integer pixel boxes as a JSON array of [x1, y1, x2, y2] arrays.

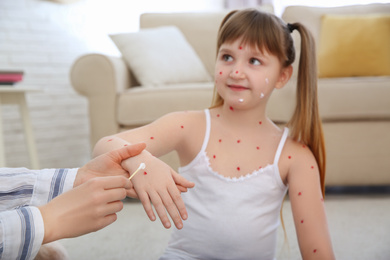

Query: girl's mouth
[[228, 85, 248, 91]]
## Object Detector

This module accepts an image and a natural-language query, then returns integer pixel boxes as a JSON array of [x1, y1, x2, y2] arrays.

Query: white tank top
[[160, 109, 289, 260]]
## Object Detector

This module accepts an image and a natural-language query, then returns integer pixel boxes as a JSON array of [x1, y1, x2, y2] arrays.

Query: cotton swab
[[128, 163, 146, 180]]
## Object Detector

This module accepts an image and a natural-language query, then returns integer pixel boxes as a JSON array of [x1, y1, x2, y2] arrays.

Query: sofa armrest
[[70, 53, 133, 147]]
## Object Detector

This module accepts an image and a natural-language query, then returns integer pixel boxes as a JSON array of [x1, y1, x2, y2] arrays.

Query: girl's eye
[[250, 58, 261, 65], [223, 54, 233, 62]]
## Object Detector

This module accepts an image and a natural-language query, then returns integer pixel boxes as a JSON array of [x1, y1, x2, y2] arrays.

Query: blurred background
[[0, 0, 388, 169]]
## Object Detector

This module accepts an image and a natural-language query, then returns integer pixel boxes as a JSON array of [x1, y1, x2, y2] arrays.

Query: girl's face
[[215, 38, 289, 110]]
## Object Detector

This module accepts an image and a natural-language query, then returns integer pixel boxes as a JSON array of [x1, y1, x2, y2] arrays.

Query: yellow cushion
[[318, 14, 390, 78]]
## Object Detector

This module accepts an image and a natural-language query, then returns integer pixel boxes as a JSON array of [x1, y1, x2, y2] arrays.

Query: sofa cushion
[[117, 83, 214, 126], [110, 26, 211, 86], [267, 76, 390, 122], [281, 3, 390, 77], [318, 14, 390, 78]]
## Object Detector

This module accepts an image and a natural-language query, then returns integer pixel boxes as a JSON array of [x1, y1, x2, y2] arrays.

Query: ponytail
[[286, 23, 326, 197]]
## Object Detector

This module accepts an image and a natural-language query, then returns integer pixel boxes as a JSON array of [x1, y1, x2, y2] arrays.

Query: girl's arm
[[286, 142, 335, 259], [93, 111, 195, 230]]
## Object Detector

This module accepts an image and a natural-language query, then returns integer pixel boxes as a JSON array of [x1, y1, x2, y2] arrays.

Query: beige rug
[[61, 195, 390, 259]]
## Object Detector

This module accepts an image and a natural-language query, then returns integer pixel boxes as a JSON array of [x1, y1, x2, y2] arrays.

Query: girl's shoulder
[[279, 135, 318, 183], [284, 136, 315, 160]]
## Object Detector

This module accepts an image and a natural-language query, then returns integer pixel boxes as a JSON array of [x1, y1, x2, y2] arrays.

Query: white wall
[[0, 0, 223, 168]]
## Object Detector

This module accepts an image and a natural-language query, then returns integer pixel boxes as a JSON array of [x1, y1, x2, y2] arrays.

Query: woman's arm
[[286, 142, 335, 259], [93, 111, 196, 230]]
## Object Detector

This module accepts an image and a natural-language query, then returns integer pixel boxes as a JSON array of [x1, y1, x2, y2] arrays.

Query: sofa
[[70, 3, 390, 186]]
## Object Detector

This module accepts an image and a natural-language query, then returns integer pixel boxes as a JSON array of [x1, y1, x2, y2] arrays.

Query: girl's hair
[[211, 9, 326, 196]]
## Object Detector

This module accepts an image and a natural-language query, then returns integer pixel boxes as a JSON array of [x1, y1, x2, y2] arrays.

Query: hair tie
[[287, 23, 297, 33]]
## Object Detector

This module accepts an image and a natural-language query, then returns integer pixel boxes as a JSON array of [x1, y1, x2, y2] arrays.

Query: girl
[[93, 9, 335, 260]]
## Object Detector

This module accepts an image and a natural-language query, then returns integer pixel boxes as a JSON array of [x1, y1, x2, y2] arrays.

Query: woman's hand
[[74, 143, 146, 188], [39, 176, 131, 244], [123, 154, 194, 230]]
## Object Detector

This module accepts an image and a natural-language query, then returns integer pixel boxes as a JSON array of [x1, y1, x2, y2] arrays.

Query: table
[[0, 86, 40, 168]]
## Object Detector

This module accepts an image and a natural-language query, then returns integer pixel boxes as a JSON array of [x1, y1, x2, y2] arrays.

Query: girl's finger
[[148, 191, 172, 229], [137, 191, 156, 222]]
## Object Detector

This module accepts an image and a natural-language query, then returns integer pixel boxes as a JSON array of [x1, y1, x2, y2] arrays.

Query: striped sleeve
[[31, 168, 78, 206], [0, 167, 78, 209], [0, 206, 44, 260], [0, 167, 78, 260]]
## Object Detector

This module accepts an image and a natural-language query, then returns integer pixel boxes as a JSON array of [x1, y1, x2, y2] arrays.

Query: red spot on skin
[[298, 192, 302, 196], [313, 249, 317, 253], [237, 140, 241, 143], [259, 121, 262, 125], [219, 71, 222, 75], [259, 166, 262, 169], [321, 198, 324, 202], [256, 146, 260, 150], [288, 156, 292, 159], [150, 137, 154, 140], [181, 125, 184, 129], [311, 166, 314, 169], [239, 46, 243, 50], [301, 220, 304, 224], [144, 171, 147, 175], [237, 167, 240, 171], [217, 114, 220, 117], [107, 139, 113, 142], [213, 155, 216, 159], [219, 139, 222, 143], [235, 71, 239, 74], [230, 106, 234, 111], [124, 144, 128, 146], [303, 144, 306, 148]]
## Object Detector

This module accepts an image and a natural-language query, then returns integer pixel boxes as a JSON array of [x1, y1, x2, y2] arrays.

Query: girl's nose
[[229, 68, 245, 79]]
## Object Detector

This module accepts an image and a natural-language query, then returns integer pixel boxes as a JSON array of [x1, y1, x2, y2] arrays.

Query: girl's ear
[[275, 65, 293, 89]]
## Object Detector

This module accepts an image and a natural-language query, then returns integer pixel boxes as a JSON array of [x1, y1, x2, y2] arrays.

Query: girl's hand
[[124, 154, 195, 230]]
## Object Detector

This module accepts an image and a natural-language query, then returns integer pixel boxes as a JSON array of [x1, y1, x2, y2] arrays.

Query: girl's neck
[[217, 103, 269, 130]]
